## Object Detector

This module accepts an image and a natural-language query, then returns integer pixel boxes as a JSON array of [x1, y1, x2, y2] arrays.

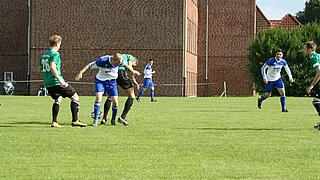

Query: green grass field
[[0, 96, 319, 179]]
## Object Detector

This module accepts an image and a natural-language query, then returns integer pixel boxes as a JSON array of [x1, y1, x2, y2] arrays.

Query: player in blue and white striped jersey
[[258, 49, 294, 112], [75, 53, 140, 127], [136, 59, 156, 102]]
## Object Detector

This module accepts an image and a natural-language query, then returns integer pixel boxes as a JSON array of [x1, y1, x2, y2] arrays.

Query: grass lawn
[[0, 96, 319, 179]]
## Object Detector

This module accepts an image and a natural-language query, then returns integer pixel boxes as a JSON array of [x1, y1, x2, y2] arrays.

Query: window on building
[[4, 72, 13, 81]]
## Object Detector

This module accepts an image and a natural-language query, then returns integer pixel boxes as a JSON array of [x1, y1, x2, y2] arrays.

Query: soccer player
[[257, 49, 293, 112], [75, 53, 140, 127], [39, 35, 87, 128], [136, 59, 157, 102], [304, 41, 320, 130], [101, 54, 140, 126]]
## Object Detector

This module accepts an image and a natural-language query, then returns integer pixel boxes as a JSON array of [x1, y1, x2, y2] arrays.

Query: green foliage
[[248, 23, 320, 96], [296, 0, 320, 24]]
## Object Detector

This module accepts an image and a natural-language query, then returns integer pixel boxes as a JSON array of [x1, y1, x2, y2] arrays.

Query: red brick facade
[[1, 0, 259, 96], [197, 0, 256, 96], [0, 0, 28, 94]]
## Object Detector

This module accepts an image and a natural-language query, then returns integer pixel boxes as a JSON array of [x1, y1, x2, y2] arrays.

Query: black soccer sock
[[103, 98, 112, 120], [313, 101, 320, 116], [121, 97, 134, 119], [70, 100, 79, 122], [52, 102, 60, 123]]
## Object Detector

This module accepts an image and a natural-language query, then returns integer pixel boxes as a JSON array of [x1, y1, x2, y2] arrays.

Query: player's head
[[149, 59, 153, 65], [304, 41, 317, 58], [132, 57, 138, 67], [111, 53, 123, 66], [275, 49, 283, 60], [49, 35, 62, 48]]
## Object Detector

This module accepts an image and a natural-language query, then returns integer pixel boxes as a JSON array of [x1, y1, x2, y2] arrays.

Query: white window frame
[[4, 72, 13, 81]]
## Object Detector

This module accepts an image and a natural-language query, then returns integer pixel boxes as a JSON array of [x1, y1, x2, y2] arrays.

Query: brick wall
[[256, 6, 270, 34], [30, 0, 185, 96], [0, 0, 28, 94], [197, 0, 255, 96]]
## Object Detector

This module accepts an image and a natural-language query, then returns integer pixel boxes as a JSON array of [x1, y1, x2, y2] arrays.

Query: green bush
[[248, 23, 320, 96]]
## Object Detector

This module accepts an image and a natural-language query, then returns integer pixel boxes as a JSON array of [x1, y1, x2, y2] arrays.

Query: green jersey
[[39, 49, 64, 87], [119, 54, 135, 71], [311, 51, 320, 69]]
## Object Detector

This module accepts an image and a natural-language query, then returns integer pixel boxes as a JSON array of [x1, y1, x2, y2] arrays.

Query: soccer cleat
[[314, 123, 320, 130], [257, 98, 262, 109], [151, 99, 157, 102], [71, 120, 87, 127], [282, 109, 289, 112], [136, 97, 140, 102], [111, 119, 116, 126], [118, 117, 129, 126], [51, 122, 61, 128], [101, 119, 106, 125], [92, 120, 98, 127]]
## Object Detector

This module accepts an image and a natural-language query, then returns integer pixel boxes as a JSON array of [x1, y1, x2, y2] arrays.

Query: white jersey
[[144, 64, 153, 79], [89, 55, 127, 81], [261, 57, 292, 81]]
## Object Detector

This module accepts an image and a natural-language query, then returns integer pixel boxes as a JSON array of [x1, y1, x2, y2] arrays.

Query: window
[[4, 72, 13, 81]]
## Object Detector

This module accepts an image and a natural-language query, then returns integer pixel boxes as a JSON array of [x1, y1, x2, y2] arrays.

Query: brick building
[[1, 0, 259, 96]]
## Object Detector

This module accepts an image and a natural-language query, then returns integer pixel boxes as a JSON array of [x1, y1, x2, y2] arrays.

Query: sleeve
[[311, 56, 320, 68], [283, 65, 292, 80], [261, 63, 268, 79], [49, 52, 59, 63], [89, 61, 98, 69]]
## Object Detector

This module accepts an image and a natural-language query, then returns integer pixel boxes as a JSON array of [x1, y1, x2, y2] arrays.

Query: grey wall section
[[0, 0, 28, 94], [30, 0, 185, 96]]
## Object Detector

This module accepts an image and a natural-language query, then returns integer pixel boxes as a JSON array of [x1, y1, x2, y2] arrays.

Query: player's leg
[[150, 81, 156, 102], [101, 96, 112, 125], [258, 82, 272, 109], [136, 78, 148, 101], [47, 86, 62, 128], [62, 85, 87, 127], [117, 77, 135, 120], [106, 79, 119, 125], [276, 78, 287, 112], [91, 80, 105, 127], [312, 88, 320, 130]]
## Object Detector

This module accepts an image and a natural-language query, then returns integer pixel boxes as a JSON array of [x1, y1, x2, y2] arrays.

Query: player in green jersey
[[304, 41, 320, 130], [39, 35, 87, 128]]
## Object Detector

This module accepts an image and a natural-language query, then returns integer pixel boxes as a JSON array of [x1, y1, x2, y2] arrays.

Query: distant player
[[136, 59, 157, 102], [75, 53, 140, 127], [257, 49, 293, 112], [304, 41, 320, 130], [101, 54, 140, 126], [40, 35, 87, 128]]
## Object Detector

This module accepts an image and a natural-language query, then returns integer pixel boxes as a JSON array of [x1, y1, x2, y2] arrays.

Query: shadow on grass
[[0, 121, 50, 128]]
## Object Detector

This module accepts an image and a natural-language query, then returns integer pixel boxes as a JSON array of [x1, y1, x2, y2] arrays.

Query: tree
[[296, 0, 320, 24], [248, 23, 320, 96]]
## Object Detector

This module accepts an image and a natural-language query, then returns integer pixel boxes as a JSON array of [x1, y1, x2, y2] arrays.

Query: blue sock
[[137, 88, 145, 99], [280, 96, 286, 111], [111, 106, 118, 120], [260, 94, 268, 102], [150, 90, 155, 100], [94, 101, 101, 120]]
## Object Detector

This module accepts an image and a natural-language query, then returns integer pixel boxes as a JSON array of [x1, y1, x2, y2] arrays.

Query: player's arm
[[307, 66, 320, 94], [261, 63, 269, 84], [50, 61, 67, 87], [283, 65, 293, 82], [124, 64, 140, 76], [75, 61, 97, 81]]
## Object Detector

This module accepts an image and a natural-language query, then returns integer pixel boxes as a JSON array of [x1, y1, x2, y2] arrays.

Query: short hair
[[276, 49, 283, 53], [305, 41, 317, 50], [49, 35, 62, 46], [113, 53, 122, 64], [149, 59, 153, 62]]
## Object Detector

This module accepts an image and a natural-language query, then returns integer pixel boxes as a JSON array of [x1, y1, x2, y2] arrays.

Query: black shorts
[[117, 70, 133, 89], [47, 84, 76, 100]]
